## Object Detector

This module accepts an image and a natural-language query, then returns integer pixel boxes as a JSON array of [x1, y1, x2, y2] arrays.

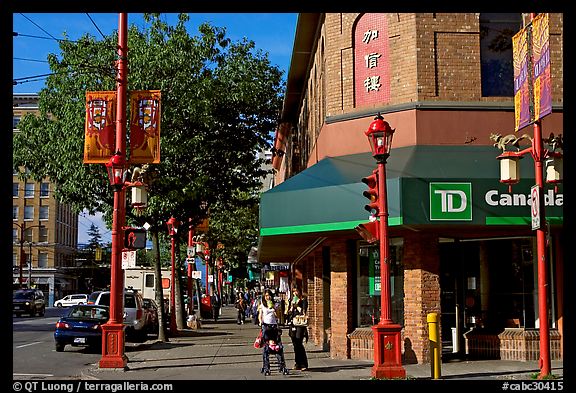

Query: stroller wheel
[[264, 369, 271, 376], [282, 368, 289, 375]]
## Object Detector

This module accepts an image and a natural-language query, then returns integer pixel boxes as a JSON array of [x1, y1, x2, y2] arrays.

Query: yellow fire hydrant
[[427, 312, 441, 379]]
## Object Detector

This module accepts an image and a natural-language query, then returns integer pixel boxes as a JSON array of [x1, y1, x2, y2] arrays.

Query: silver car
[[92, 289, 147, 341]]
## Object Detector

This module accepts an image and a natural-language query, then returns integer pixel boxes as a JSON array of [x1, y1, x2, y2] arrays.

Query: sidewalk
[[82, 306, 563, 381]]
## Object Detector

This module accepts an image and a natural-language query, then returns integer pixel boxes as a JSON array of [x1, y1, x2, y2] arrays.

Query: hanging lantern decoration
[[545, 152, 563, 192], [497, 151, 522, 192]]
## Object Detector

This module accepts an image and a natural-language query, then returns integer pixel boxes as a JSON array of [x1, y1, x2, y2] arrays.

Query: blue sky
[[13, 12, 298, 243]]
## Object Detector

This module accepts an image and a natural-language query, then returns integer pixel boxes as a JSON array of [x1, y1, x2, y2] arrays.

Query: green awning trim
[[260, 217, 403, 236], [486, 216, 564, 225]]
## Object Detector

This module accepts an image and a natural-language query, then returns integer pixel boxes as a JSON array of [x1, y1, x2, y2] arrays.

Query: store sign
[[354, 13, 391, 107], [429, 183, 473, 221]]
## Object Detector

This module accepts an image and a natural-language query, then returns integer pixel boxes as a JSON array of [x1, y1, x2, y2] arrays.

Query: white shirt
[[259, 302, 278, 325]]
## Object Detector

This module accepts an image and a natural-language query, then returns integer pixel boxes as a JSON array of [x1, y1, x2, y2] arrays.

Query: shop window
[[356, 239, 404, 327], [480, 13, 522, 97]]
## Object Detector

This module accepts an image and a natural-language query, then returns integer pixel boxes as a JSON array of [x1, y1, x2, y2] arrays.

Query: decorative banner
[[129, 90, 161, 164], [84, 91, 117, 163], [512, 27, 531, 132], [531, 13, 551, 122], [513, 13, 552, 132], [354, 13, 391, 108]]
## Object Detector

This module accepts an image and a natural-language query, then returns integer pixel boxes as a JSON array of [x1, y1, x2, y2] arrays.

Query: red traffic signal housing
[[361, 169, 380, 215], [124, 227, 147, 249], [355, 221, 379, 243]]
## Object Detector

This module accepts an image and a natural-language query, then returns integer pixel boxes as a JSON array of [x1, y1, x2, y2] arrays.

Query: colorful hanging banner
[[512, 13, 552, 132], [84, 91, 117, 163], [129, 90, 161, 164], [531, 13, 552, 122], [512, 26, 531, 132]]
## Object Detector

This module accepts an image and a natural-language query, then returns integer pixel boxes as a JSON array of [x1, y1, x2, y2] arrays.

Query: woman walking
[[288, 287, 308, 370]]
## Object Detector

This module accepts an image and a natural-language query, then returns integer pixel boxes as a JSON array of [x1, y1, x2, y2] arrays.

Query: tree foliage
[[13, 12, 282, 259]]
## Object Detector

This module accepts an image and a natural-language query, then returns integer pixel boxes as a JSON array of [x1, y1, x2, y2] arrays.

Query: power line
[[86, 13, 107, 40], [13, 31, 79, 44], [18, 14, 59, 42]]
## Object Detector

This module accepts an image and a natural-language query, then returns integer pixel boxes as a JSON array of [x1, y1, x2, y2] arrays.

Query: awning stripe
[[486, 216, 563, 225], [261, 217, 403, 236]]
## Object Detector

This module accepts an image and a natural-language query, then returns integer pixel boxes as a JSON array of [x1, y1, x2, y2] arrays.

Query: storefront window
[[357, 239, 404, 327]]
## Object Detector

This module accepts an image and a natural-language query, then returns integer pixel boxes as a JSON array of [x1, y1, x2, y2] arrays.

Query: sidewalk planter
[[498, 328, 562, 361], [348, 328, 374, 361]]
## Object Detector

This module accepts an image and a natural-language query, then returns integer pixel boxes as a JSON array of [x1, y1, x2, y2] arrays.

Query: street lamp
[[364, 114, 406, 379], [166, 216, 179, 336]]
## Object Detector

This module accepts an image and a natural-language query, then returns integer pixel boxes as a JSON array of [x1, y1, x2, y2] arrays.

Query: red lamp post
[[364, 114, 406, 379], [99, 13, 129, 369], [166, 217, 179, 336]]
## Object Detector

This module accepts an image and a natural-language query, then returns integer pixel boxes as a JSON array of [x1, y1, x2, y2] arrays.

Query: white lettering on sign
[[434, 189, 467, 212], [365, 52, 381, 68], [363, 29, 379, 44], [364, 75, 381, 92], [484, 189, 563, 207]]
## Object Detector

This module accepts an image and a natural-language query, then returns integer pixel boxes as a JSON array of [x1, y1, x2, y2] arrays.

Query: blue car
[[54, 304, 109, 352]]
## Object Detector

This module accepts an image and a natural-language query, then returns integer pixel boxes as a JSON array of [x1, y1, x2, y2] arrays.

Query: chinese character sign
[[129, 90, 161, 164], [354, 14, 391, 107], [84, 91, 117, 163]]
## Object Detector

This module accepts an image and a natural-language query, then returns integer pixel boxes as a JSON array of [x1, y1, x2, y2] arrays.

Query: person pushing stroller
[[258, 289, 289, 376]]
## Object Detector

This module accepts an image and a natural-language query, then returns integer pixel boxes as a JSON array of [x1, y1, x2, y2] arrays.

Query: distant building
[[12, 93, 79, 305]]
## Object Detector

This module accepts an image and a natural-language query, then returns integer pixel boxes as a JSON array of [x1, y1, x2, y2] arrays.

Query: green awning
[[258, 146, 563, 262]]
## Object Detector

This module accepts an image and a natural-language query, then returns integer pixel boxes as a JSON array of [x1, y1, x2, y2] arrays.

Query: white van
[[54, 294, 88, 308]]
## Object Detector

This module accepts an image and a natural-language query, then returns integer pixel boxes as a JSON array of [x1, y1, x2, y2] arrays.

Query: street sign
[[531, 185, 541, 230], [122, 250, 136, 269]]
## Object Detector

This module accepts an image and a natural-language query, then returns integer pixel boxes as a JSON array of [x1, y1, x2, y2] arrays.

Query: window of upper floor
[[13, 183, 19, 198], [24, 182, 35, 198], [13, 116, 21, 130], [40, 182, 49, 197], [24, 206, 34, 221], [480, 13, 523, 97]]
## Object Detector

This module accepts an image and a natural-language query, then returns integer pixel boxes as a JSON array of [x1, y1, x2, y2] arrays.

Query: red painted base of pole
[[371, 323, 406, 379], [99, 323, 128, 369]]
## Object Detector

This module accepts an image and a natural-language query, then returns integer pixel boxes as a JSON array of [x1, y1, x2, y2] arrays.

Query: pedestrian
[[235, 292, 246, 324], [211, 292, 220, 322], [288, 287, 309, 371]]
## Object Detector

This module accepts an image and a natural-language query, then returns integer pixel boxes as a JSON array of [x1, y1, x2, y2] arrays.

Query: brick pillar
[[402, 233, 441, 364], [329, 239, 353, 359], [311, 249, 324, 346]]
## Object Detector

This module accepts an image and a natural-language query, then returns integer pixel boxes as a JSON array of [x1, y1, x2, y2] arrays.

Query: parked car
[[142, 298, 159, 336], [13, 289, 45, 317], [87, 290, 103, 305], [54, 294, 88, 308], [54, 304, 109, 352], [92, 289, 147, 341]]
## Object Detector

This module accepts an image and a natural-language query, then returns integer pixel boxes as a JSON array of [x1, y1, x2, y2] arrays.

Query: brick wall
[[402, 233, 441, 364], [328, 240, 353, 359]]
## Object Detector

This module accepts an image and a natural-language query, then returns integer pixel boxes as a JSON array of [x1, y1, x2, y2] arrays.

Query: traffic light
[[361, 169, 380, 216], [124, 227, 147, 249], [354, 221, 379, 243]]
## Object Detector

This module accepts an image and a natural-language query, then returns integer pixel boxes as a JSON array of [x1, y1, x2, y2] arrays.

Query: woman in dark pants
[[288, 287, 309, 370]]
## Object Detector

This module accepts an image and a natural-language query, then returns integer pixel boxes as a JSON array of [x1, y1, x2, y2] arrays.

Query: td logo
[[429, 183, 472, 221]]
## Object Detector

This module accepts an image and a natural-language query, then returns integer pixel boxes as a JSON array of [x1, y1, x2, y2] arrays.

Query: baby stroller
[[260, 323, 289, 376]]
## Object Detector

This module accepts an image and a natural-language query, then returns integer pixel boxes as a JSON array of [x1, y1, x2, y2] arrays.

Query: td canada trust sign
[[429, 182, 563, 222]]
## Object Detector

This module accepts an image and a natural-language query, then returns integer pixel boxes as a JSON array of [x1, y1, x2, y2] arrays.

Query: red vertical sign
[[354, 14, 391, 108]]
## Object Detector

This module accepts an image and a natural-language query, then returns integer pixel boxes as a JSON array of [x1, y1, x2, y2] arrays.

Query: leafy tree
[[13, 13, 282, 339], [86, 223, 103, 250]]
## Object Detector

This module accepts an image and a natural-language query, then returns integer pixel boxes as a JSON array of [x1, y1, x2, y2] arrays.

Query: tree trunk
[[152, 230, 168, 342]]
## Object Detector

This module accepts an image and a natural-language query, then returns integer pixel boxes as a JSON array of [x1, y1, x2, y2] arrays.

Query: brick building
[[13, 93, 79, 306], [258, 13, 564, 364]]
